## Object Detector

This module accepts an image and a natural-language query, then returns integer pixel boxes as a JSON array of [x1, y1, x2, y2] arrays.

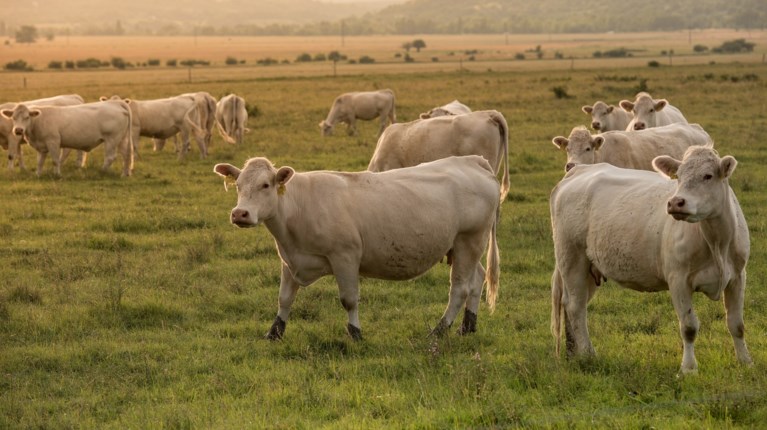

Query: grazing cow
[[215, 94, 248, 145], [101, 95, 206, 159], [620, 92, 688, 130], [552, 123, 712, 172], [1, 94, 85, 170], [1, 100, 134, 176], [419, 100, 472, 119], [368, 110, 510, 202], [550, 146, 752, 374], [581, 101, 632, 132], [319, 89, 396, 137], [214, 155, 500, 340]]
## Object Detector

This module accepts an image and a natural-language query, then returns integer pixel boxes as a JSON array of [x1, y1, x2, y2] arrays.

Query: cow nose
[[633, 122, 645, 131], [668, 197, 685, 211], [591, 121, 601, 130], [231, 208, 249, 223], [13, 128, 23, 136], [565, 163, 575, 172]]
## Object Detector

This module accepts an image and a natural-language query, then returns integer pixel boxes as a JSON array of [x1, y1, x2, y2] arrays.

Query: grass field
[[1, 33, 767, 428]]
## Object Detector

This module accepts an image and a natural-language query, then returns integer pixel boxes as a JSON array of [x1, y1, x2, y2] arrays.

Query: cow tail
[[490, 110, 511, 203], [485, 201, 500, 313], [551, 267, 563, 357], [184, 103, 205, 140], [123, 102, 135, 172]]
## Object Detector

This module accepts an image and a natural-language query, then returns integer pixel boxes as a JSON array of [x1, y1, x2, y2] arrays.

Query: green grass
[[1, 62, 766, 428]]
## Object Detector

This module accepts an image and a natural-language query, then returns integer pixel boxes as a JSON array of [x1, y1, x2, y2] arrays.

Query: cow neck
[[262, 179, 300, 248], [697, 183, 737, 299]]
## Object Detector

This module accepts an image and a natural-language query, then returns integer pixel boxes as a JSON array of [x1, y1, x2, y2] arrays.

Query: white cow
[[620, 92, 688, 131], [154, 91, 217, 151], [214, 155, 500, 340], [368, 110, 510, 202], [101, 95, 206, 159], [550, 146, 752, 374], [215, 94, 248, 145], [581, 101, 632, 132], [1, 100, 134, 176], [552, 123, 712, 172], [1, 94, 85, 170], [319, 89, 396, 137], [419, 100, 472, 119]]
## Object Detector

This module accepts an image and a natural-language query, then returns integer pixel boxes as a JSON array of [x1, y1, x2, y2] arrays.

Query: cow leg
[[36, 150, 47, 176], [102, 140, 118, 172], [433, 238, 482, 336], [347, 119, 357, 136], [47, 144, 63, 177], [669, 282, 699, 374], [458, 263, 485, 335], [153, 138, 165, 152], [724, 272, 752, 366], [119, 137, 133, 177], [266, 263, 301, 340], [76, 151, 87, 168], [194, 134, 207, 159], [559, 256, 596, 357], [178, 130, 191, 160]]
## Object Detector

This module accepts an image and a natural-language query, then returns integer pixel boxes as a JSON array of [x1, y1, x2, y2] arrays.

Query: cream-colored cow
[[550, 146, 752, 374], [419, 100, 471, 119], [215, 94, 248, 145], [581, 100, 632, 132], [369, 110, 510, 202], [620, 92, 688, 131], [552, 123, 712, 172], [1, 100, 134, 177], [319, 89, 396, 137], [214, 155, 500, 341]]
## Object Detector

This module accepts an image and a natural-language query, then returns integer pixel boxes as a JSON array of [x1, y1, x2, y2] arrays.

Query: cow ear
[[419, 113, 430, 119], [275, 166, 295, 185], [606, 105, 614, 113], [318, 121, 325, 128], [552, 136, 569, 150], [0, 109, 12, 119], [652, 155, 681, 179], [124, 98, 132, 104], [592, 136, 605, 150], [654, 99, 668, 111], [581, 105, 593, 114], [99, 96, 108, 102], [719, 155, 737, 179], [214, 163, 241, 191], [619, 100, 634, 112], [29, 109, 41, 117]]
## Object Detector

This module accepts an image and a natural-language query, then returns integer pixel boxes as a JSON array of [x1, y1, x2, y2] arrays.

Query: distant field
[[1, 33, 767, 428]]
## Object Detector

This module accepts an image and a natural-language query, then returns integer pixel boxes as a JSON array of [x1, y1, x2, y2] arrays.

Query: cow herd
[[2, 86, 753, 375], [0, 91, 249, 176]]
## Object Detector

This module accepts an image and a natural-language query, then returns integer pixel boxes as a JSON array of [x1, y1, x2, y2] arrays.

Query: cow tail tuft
[[485, 201, 500, 313], [551, 267, 563, 357]]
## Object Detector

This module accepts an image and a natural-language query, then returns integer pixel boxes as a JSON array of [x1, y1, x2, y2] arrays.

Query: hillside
[[2, 0, 764, 36]]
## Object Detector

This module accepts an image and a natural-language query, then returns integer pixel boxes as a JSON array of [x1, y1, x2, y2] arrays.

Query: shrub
[[348, 59, 357, 64], [257, 57, 279, 66], [65, 60, 75, 69], [712, 38, 755, 53], [225, 56, 238, 65], [313, 53, 326, 61], [394, 53, 402, 58], [295, 53, 312, 62], [431, 57, 439, 62], [359, 55, 375, 64], [5, 59, 33, 71], [147, 59, 161, 66], [515, 53, 525, 60], [404, 54, 414, 63], [648, 60, 661, 67], [167, 59, 177, 67], [111, 57, 127, 69], [76, 58, 103, 68], [180, 59, 209, 67], [48, 60, 63, 69], [551, 86, 572, 99], [693, 44, 708, 53]]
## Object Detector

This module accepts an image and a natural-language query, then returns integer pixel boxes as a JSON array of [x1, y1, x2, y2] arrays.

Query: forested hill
[[3, 0, 765, 36]]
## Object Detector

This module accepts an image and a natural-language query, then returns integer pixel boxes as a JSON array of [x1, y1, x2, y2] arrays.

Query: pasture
[[1, 33, 767, 428]]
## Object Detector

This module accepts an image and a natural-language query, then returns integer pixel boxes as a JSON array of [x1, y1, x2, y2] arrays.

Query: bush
[[65, 60, 75, 69], [712, 38, 755, 54], [348, 59, 357, 64], [551, 86, 572, 99], [147, 59, 161, 66], [295, 53, 312, 62], [225, 56, 238, 65], [515, 53, 525, 60], [48, 60, 63, 69], [167, 59, 177, 67], [180, 59, 209, 67], [648, 60, 661, 67], [404, 54, 414, 63], [359, 55, 375, 64], [693, 44, 708, 53], [257, 57, 278, 66], [431, 57, 439, 62], [5, 59, 32, 71], [313, 53, 326, 61], [111, 57, 127, 69], [76, 58, 103, 68]]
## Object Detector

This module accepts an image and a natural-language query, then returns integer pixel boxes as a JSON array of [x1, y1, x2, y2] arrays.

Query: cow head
[[552, 127, 603, 172], [319, 120, 333, 136], [582, 101, 614, 131], [1, 104, 39, 140], [214, 158, 295, 227], [653, 146, 736, 223], [621, 93, 666, 131]]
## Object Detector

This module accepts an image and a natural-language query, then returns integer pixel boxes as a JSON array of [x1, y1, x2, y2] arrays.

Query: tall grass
[[0, 60, 766, 428]]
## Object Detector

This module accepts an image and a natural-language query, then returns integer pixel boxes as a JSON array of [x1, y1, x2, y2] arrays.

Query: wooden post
[[23, 77, 27, 89], [188, 66, 192, 83]]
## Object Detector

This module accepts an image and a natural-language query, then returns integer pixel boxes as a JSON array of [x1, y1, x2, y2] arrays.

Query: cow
[[213, 155, 500, 341], [215, 94, 248, 145], [550, 146, 752, 374], [1, 94, 85, 170], [620, 92, 688, 131], [368, 110, 510, 202], [552, 123, 712, 172], [319, 89, 396, 137], [419, 100, 472, 119], [581, 101, 632, 132], [101, 95, 206, 159], [1, 100, 134, 177], [152, 92, 216, 153]]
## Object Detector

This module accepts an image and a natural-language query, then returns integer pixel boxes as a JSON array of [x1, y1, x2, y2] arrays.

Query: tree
[[412, 39, 426, 52], [15, 25, 38, 44], [401, 42, 412, 53]]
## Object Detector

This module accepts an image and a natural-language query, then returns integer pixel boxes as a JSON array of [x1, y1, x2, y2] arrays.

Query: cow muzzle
[[591, 122, 601, 131], [231, 208, 256, 227], [667, 196, 690, 221], [565, 162, 576, 172], [12, 127, 24, 136], [633, 122, 646, 131]]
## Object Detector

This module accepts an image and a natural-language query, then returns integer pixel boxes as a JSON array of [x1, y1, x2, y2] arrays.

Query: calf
[[214, 155, 500, 340], [550, 146, 752, 373]]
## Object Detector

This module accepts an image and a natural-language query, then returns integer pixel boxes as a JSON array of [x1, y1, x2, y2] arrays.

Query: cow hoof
[[346, 324, 362, 341], [264, 316, 286, 340], [428, 319, 451, 337], [457, 310, 477, 335]]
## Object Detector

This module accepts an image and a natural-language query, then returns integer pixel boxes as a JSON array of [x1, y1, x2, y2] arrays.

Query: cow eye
[[703, 174, 713, 180], [261, 183, 270, 189], [585, 147, 591, 152]]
